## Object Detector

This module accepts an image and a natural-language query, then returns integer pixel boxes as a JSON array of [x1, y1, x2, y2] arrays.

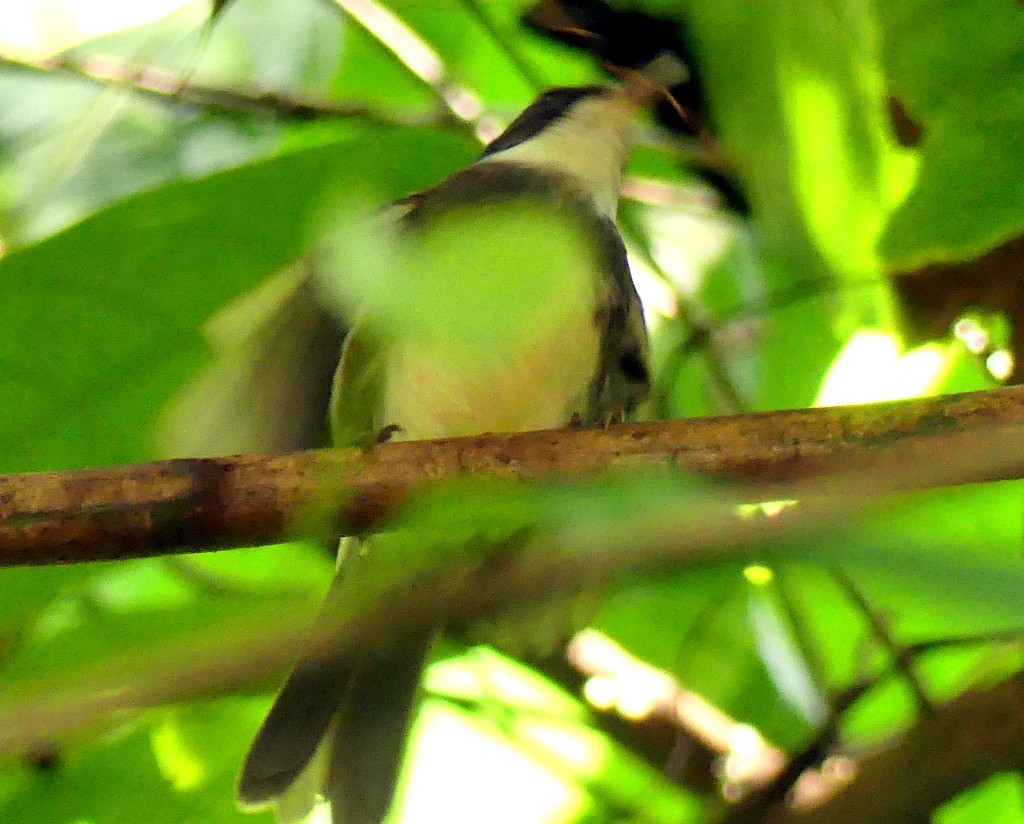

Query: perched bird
[[161, 73, 664, 824]]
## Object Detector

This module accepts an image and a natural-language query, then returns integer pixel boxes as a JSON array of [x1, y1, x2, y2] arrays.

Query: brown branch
[[0, 459, 1016, 776], [772, 667, 1024, 823], [565, 629, 786, 791], [4, 385, 1024, 566], [721, 677, 873, 824]]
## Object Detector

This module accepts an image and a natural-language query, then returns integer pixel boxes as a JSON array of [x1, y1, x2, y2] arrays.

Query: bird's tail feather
[[238, 640, 356, 808], [327, 633, 435, 824], [238, 604, 434, 824]]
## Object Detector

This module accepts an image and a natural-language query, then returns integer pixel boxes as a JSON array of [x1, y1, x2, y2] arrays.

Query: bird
[[160, 68, 670, 824]]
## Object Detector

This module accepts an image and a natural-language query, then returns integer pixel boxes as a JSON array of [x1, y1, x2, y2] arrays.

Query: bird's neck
[[479, 99, 634, 220]]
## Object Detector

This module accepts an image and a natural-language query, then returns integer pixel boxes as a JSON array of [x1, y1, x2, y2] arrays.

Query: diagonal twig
[[0, 50, 438, 127]]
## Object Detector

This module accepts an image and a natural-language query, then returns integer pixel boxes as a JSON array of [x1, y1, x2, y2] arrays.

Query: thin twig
[[0, 51, 439, 127], [903, 627, 1024, 657], [832, 569, 933, 713]]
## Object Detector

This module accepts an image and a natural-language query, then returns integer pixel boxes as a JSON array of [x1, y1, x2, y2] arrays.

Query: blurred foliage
[[1, 0, 1024, 823]]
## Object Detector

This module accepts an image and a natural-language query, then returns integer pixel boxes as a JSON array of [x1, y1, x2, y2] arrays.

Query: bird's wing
[[328, 319, 387, 448], [156, 261, 346, 458]]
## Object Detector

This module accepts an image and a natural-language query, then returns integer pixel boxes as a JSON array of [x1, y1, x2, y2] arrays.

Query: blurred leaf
[[592, 564, 815, 750], [671, 0, 897, 309], [0, 590, 317, 689], [748, 584, 829, 727], [840, 481, 1024, 633], [0, 697, 274, 824], [322, 198, 599, 355], [934, 772, 1024, 824], [0, 567, 99, 645]]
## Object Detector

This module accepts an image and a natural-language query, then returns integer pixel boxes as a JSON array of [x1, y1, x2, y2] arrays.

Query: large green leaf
[[876, 0, 1024, 265], [0, 125, 475, 472], [0, 698, 275, 824]]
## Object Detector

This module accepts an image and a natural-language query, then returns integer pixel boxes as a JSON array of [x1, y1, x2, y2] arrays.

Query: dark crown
[[480, 86, 606, 158]]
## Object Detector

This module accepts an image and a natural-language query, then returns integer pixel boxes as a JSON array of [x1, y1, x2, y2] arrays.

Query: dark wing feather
[[157, 261, 345, 458]]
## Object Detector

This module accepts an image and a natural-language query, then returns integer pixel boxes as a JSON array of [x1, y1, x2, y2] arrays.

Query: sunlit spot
[[615, 672, 663, 720], [761, 500, 796, 518], [646, 207, 735, 296], [736, 503, 759, 520], [627, 250, 679, 322], [735, 500, 797, 521], [0, 0, 195, 55], [729, 724, 766, 759], [150, 716, 205, 792], [300, 802, 332, 824], [986, 349, 1014, 380], [0, 3, 39, 50], [401, 702, 586, 824], [720, 724, 772, 793], [816, 330, 946, 406], [743, 565, 774, 586], [515, 719, 606, 775], [424, 657, 486, 701], [582, 675, 618, 710], [954, 317, 990, 353], [72, 0, 191, 36]]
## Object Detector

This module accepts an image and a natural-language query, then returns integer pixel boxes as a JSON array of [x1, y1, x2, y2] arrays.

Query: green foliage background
[[1, 0, 1024, 822]]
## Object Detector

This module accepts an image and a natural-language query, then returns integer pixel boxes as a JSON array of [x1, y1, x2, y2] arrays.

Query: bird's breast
[[380, 296, 602, 440]]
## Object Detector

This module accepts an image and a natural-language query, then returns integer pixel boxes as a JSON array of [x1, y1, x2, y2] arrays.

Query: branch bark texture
[[774, 667, 1024, 823], [2, 385, 1024, 566]]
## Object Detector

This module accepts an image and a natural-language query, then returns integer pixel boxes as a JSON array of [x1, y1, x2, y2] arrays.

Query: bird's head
[[477, 84, 642, 217], [477, 57, 684, 217]]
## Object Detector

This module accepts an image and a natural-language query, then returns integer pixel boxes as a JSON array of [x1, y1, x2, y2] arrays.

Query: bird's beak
[[618, 52, 691, 108]]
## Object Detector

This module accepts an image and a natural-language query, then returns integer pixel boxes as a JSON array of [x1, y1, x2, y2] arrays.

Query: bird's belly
[[380, 312, 601, 440]]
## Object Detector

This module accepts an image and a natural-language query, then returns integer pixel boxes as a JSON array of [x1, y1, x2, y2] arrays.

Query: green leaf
[[321, 198, 600, 353], [0, 697, 275, 824], [876, 0, 1024, 265], [935, 773, 1024, 824], [672, 0, 898, 316]]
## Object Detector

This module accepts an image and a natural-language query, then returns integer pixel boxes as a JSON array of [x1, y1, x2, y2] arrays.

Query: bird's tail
[[238, 571, 434, 824]]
